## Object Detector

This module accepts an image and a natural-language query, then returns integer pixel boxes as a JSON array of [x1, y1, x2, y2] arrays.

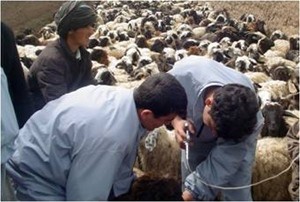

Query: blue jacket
[[169, 56, 264, 200], [6, 85, 146, 200]]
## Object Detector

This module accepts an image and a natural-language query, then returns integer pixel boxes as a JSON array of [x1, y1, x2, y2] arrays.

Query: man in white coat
[[6, 72, 187, 200]]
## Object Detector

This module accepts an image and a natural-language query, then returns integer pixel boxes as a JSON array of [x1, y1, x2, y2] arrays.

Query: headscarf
[[54, 1, 97, 38]]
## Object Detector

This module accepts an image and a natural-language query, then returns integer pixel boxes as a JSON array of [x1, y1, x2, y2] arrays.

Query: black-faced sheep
[[261, 102, 289, 138]]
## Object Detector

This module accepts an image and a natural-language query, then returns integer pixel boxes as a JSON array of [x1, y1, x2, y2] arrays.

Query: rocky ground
[[1, 1, 299, 37]]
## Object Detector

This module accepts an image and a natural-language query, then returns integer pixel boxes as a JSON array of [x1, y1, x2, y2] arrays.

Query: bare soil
[[1, 1, 299, 36]]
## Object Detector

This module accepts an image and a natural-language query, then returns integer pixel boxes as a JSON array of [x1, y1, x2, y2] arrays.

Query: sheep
[[270, 30, 288, 41], [283, 110, 299, 128], [246, 43, 261, 62], [289, 35, 299, 50], [175, 49, 188, 61], [88, 37, 100, 49], [258, 80, 293, 102], [240, 13, 256, 23], [252, 137, 292, 201], [260, 102, 289, 138], [129, 62, 159, 81], [257, 37, 274, 54], [244, 72, 271, 84], [235, 55, 257, 72], [136, 126, 181, 181], [90, 48, 109, 66], [264, 39, 290, 58], [136, 55, 152, 69], [94, 66, 117, 86], [38, 27, 58, 45], [192, 26, 207, 40], [16, 34, 41, 46], [162, 47, 176, 65], [265, 56, 297, 75]]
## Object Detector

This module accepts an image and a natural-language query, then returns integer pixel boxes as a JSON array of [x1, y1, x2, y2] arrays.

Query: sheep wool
[[136, 126, 181, 181], [252, 137, 292, 201]]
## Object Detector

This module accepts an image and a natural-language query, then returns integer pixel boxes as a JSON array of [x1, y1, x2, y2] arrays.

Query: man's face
[[202, 98, 217, 136], [68, 24, 95, 48], [140, 110, 176, 131]]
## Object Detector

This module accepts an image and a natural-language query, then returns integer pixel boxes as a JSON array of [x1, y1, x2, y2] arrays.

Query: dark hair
[[55, 1, 97, 39], [210, 84, 259, 140], [134, 73, 187, 118]]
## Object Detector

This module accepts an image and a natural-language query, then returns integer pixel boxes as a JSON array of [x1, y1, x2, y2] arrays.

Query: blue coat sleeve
[[1, 68, 19, 163], [66, 145, 125, 200], [184, 120, 264, 200], [184, 139, 248, 200]]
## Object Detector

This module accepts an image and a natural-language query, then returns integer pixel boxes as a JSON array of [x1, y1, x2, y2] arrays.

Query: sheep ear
[[287, 80, 297, 94]]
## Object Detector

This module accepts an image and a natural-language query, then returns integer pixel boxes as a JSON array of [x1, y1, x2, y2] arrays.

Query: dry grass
[[1, 1, 63, 35], [209, 1, 299, 36]]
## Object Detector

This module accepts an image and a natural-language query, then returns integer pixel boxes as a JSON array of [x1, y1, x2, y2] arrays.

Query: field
[[1, 1, 299, 37]]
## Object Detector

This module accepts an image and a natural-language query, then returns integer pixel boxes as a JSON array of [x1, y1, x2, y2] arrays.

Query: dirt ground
[[1, 1, 299, 36]]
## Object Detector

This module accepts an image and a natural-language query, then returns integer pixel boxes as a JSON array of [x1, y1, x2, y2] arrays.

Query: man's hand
[[171, 116, 195, 149], [182, 190, 194, 201]]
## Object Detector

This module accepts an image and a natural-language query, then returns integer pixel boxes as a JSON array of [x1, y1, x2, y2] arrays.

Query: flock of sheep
[[15, 1, 299, 200]]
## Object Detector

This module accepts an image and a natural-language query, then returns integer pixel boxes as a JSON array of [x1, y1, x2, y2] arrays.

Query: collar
[[58, 38, 85, 61], [75, 49, 81, 60]]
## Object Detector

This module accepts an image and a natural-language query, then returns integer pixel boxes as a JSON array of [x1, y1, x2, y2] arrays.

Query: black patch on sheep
[[135, 35, 148, 48], [99, 37, 110, 47], [269, 66, 291, 81], [150, 39, 167, 53], [96, 69, 117, 86], [88, 38, 100, 49], [258, 37, 274, 54]]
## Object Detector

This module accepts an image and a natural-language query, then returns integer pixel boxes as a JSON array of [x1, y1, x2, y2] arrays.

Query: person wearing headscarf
[[28, 1, 98, 112]]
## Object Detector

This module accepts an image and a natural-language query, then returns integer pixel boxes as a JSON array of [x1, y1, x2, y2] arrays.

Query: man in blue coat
[[6, 73, 187, 200], [168, 56, 264, 200]]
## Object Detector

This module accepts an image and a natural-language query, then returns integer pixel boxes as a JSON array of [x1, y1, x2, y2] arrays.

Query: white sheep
[[252, 137, 292, 201], [258, 80, 292, 101], [265, 56, 297, 72], [136, 126, 181, 181], [244, 72, 271, 84]]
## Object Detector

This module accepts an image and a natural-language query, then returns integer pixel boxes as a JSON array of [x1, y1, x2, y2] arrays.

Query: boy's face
[[68, 24, 95, 48], [140, 110, 176, 131]]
